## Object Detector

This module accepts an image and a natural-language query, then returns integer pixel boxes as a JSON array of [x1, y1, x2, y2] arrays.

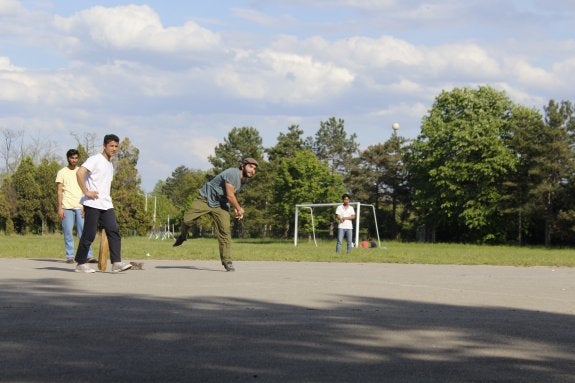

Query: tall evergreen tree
[[12, 157, 41, 233], [36, 158, 61, 235], [535, 100, 575, 245], [266, 125, 310, 161], [208, 127, 264, 173], [350, 132, 411, 239], [0, 175, 17, 234], [501, 105, 546, 245], [313, 117, 359, 179]]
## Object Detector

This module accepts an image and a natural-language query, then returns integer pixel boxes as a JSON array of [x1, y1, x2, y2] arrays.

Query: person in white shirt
[[55, 149, 94, 263], [335, 193, 356, 253], [74, 134, 132, 273]]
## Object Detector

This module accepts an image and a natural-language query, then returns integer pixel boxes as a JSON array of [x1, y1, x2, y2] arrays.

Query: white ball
[[392, 122, 400, 130]]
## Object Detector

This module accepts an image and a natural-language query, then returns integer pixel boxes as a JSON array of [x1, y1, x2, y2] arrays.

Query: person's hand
[[84, 190, 99, 199], [235, 207, 244, 220], [58, 208, 64, 221]]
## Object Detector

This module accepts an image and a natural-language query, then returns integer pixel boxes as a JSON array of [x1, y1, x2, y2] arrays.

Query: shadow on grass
[[0, 278, 574, 382]]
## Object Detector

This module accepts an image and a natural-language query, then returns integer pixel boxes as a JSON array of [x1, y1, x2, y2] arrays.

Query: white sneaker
[[75, 264, 96, 273], [112, 262, 132, 272]]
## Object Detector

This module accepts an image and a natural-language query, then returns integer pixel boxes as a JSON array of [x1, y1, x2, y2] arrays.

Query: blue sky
[[1, 0, 574, 191]]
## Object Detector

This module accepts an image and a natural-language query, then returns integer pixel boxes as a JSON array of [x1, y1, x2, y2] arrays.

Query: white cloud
[[425, 43, 501, 78], [507, 59, 559, 89], [335, 35, 424, 68], [387, 79, 421, 94], [0, 57, 95, 103], [215, 50, 355, 103], [53, 5, 220, 53], [0, 56, 21, 71], [0, 0, 23, 15]]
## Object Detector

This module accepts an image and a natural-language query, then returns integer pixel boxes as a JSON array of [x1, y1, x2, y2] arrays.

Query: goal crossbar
[[294, 202, 381, 247]]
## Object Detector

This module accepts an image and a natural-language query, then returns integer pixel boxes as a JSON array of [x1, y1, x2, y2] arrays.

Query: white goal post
[[294, 202, 381, 247]]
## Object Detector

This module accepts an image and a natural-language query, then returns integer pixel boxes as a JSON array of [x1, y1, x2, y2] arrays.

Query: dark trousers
[[75, 206, 121, 264]]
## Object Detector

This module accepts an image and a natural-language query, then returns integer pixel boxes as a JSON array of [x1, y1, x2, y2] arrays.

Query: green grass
[[1, 234, 574, 267]]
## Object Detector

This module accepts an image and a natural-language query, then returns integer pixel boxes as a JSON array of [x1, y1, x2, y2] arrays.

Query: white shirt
[[79, 153, 114, 210], [336, 204, 355, 230]]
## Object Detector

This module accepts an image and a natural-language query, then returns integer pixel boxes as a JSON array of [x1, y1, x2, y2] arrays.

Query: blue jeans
[[336, 228, 353, 253], [62, 209, 92, 259]]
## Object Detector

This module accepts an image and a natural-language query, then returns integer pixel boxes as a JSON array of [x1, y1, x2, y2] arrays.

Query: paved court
[[0, 259, 574, 382]]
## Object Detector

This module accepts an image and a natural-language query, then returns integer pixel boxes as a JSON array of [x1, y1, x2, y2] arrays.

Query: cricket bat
[[98, 228, 109, 272]]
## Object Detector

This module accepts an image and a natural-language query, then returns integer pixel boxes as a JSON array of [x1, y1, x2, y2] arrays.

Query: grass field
[[1, 234, 574, 267]]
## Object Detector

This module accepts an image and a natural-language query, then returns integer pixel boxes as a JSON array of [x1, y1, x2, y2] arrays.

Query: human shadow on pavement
[[0, 277, 573, 383]]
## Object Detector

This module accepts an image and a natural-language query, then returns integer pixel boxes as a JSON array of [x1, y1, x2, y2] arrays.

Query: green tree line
[[1, 85, 575, 246]]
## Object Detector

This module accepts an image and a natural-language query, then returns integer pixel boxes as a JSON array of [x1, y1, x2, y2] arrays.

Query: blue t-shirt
[[200, 168, 242, 208]]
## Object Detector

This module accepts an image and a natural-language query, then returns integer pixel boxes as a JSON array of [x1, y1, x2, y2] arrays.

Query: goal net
[[294, 202, 381, 247]]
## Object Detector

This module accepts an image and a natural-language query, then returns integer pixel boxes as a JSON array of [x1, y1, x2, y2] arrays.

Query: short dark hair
[[103, 134, 120, 145], [66, 149, 79, 158], [342, 193, 351, 200]]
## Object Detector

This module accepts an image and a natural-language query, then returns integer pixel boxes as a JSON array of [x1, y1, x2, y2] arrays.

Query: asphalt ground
[[1, 259, 574, 382]]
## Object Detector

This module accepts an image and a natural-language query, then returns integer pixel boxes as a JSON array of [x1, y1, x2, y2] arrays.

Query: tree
[[160, 166, 207, 235], [11, 157, 41, 233], [161, 166, 208, 211], [272, 150, 346, 238], [71, 132, 99, 156], [35, 158, 61, 235], [408, 86, 518, 243], [313, 117, 359, 178], [0, 128, 25, 175], [266, 125, 310, 162], [536, 100, 575, 245], [349, 132, 411, 239], [208, 127, 264, 173], [501, 105, 546, 245], [0, 175, 17, 234], [111, 137, 149, 235]]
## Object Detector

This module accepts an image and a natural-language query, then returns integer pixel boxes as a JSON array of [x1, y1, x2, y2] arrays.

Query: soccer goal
[[293, 202, 381, 247]]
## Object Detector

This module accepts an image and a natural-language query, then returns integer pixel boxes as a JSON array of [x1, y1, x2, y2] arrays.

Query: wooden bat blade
[[98, 229, 109, 272]]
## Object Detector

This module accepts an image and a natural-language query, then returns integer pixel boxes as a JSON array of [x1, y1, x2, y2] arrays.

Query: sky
[[1, 0, 574, 191]]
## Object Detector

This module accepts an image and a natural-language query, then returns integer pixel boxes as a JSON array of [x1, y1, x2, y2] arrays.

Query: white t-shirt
[[79, 153, 114, 210], [336, 204, 355, 230], [55, 166, 83, 209]]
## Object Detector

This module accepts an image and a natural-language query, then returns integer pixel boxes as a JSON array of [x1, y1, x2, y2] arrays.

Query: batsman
[[73, 134, 132, 273]]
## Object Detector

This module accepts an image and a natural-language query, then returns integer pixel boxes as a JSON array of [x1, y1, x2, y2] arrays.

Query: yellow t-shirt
[[55, 167, 83, 209]]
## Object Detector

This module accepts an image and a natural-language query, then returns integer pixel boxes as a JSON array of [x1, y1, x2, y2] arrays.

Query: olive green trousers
[[181, 198, 232, 264]]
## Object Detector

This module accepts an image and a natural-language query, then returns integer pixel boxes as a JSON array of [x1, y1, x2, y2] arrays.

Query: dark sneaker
[[223, 262, 235, 272], [173, 236, 186, 247], [87, 258, 98, 263]]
